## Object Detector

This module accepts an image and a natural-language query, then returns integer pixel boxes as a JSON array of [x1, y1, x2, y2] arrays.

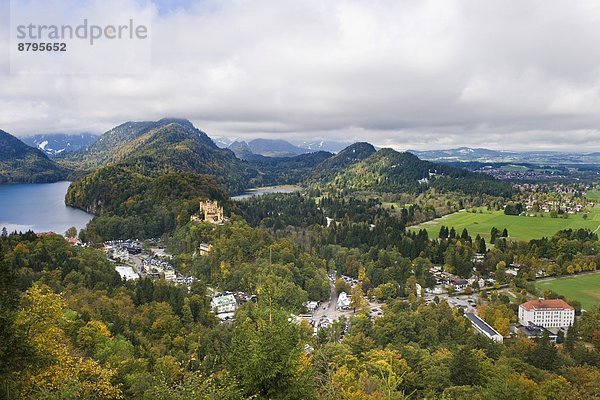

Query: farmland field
[[537, 273, 600, 311], [410, 206, 600, 242]]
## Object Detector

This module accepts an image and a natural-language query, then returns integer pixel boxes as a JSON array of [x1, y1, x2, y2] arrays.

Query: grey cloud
[[2, 0, 600, 151]]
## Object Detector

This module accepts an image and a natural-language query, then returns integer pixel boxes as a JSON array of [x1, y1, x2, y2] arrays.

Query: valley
[[2, 118, 600, 399]]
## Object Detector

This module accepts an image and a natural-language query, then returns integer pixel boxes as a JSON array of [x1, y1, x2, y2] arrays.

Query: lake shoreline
[[0, 181, 93, 234]]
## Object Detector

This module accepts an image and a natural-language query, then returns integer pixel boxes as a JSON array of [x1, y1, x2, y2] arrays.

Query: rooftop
[[520, 298, 574, 311], [465, 313, 502, 338]]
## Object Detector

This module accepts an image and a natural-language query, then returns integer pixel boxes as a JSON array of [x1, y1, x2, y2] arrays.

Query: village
[[76, 198, 577, 346]]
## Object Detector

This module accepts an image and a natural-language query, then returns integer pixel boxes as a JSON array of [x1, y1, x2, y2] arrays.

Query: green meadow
[[585, 189, 600, 201], [410, 206, 600, 242], [537, 273, 600, 311]]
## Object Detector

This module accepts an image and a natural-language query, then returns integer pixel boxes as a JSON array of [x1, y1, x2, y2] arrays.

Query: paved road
[[125, 253, 146, 277], [310, 276, 353, 323]]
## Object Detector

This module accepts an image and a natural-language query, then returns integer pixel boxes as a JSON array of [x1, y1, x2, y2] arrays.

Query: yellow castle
[[199, 199, 224, 224]]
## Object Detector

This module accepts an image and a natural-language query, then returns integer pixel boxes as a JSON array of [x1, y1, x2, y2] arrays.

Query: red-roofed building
[[65, 237, 81, 246], [518, 298, 574, 329]]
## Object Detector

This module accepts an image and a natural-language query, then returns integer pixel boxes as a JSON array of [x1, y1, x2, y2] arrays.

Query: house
[[65, 237, 81, 246], [199, 242, 213, 256], [465, 313, 503, 343], [211, 293, 238, 315], [449, 277, 468, 291], [518, 298, 574, 329], [163, 269, 176, 282], [337, 292, 350, 310]]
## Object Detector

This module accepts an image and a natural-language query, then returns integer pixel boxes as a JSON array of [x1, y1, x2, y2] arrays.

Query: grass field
[[409, 206, 600, 242], [585, 189, 600, 201], [537, 273, 600, 310]]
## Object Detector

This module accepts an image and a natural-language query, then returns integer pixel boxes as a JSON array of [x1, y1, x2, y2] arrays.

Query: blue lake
[[0, 181, 93, 234], [231, 185, 302, 200]]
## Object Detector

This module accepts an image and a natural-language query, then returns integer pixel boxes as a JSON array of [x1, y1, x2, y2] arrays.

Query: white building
[[465, 313, 503, 343], [415, 283, 422, 298], [211, 293, 238, 315], [337, 291, 350, 310], [115, 266, 140, 281], [518, 299, 575, 329], [306, 301, 319, 313]]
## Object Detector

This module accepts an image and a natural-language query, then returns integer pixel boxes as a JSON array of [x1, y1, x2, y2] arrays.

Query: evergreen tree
[[490, 227, 499, 244], [439, 225, 449, 239], [478, 237, 487, 254], [460, 228, 470, 241]]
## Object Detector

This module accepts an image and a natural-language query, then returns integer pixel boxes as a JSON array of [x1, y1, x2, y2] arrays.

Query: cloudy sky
[[2, 0, 600, 151]]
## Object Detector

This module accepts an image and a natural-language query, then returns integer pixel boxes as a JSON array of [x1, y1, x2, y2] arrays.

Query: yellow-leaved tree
[[16, 284, 122, 399]]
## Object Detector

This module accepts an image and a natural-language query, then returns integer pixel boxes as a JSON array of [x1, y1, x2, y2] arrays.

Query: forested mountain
[[61, 119, 510, 241], [311, 146, 512, 196], [66, 170, 228, 239], [0, 129, 67, 183], [309, 142, 377, 182], [62, 119, 261, 194], [248, 150, 333, 185], [21, 133, 98, 156], [61, 118, 220, 169]]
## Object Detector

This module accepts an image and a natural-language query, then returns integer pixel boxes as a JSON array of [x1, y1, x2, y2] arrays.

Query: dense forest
[[2, 210, 600, 398], [66, 170, 228, 240]]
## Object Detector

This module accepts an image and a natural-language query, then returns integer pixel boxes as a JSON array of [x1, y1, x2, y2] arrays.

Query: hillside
[[62, 119, 260, 194], [311, 146, 512, 196], [0, 129, 67, 183], [61, 118, 216, 169], [228, 140, 255, 160], [66, 168, 227, 239], [248, 151, 333, 185], [309, 142, 377, 182]]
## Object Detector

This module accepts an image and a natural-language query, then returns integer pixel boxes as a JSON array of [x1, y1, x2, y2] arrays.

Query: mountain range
[[1, 119, 515, 199], [410, 147, 600, 165], [217, 136, 352, 158], [21, 133, 98, 156]]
